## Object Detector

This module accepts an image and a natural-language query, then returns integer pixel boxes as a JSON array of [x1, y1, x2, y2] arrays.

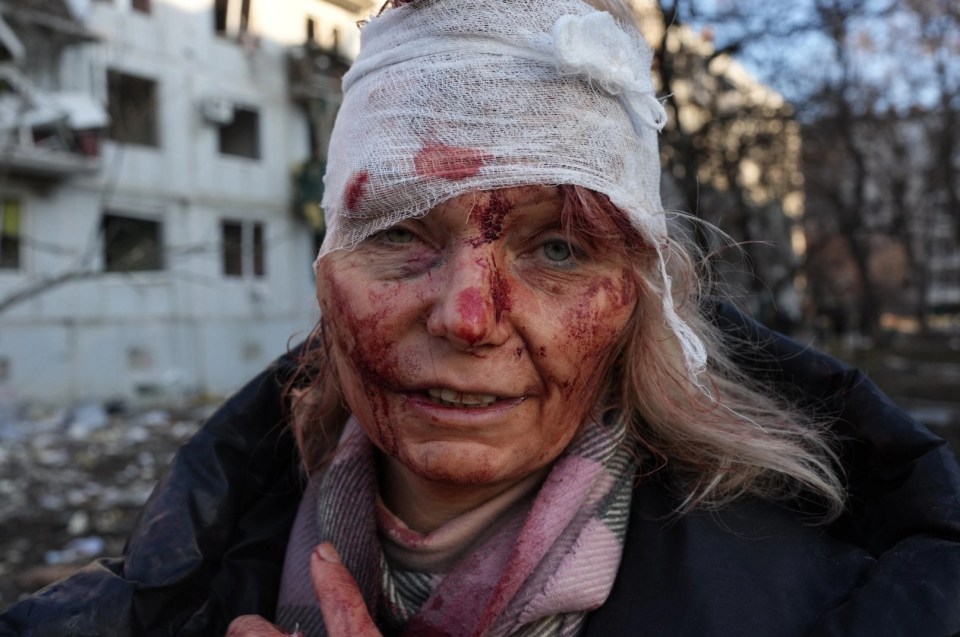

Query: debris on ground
[[0, 402, 211, 606]]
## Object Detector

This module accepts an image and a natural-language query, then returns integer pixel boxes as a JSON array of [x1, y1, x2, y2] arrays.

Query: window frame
[[106, 69, 160, 148], [221, 219, 266, 279], [102, 213, 165, 273], [221, 220, 244, 277], [217, 105, 261, 160], [0, 197, 21, 271], [213, 0, 253, 37]]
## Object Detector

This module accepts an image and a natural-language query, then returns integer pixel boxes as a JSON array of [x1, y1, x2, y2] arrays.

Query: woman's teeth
[[426, 387, 499, 408]]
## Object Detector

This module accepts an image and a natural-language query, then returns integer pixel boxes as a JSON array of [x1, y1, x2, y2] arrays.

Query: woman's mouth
[[425, 387, 500, 408]]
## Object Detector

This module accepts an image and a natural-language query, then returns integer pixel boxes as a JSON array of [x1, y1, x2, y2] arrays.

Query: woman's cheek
[[319, 265, 408, 454], [320, 264, 415, 380], [548, 273, 635, 390]]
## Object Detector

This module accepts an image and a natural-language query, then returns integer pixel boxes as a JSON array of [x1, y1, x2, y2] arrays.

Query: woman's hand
[[225, 543, 381, 637], [226, 615, 292, 636], [310, 543, 382, 637]]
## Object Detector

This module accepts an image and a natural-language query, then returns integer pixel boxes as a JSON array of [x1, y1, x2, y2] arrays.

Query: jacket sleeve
[[0, 350, 305, 637], [710, 300, 960, 636]]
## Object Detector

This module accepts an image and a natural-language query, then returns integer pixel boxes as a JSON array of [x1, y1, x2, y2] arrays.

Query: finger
[[311, 542, 382, 636], [225, 614, 291, 636]]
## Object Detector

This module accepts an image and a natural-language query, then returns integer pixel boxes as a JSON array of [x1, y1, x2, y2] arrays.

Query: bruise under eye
[[357, 225, 439, 277]]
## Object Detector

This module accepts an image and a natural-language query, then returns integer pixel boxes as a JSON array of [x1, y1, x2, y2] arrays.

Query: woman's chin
[[391, 440, 526, 488]]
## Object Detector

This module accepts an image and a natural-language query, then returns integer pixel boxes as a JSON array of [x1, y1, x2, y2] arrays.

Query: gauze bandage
[[317, 0, 707, 378]]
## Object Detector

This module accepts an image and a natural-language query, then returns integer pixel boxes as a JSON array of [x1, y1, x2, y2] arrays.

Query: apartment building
[[0, 0, 375, 402]]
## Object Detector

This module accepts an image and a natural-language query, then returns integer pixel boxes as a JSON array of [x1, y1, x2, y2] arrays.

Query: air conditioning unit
[[200, 97, 234, 125]]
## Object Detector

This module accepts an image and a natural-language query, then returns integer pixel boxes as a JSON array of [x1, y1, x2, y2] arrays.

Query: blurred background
[[0, 0, 957, 605]]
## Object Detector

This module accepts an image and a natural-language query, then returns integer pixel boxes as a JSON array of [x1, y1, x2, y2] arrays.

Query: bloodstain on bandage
[[345, 171, 370, 212], [414, 143, 490, 181]]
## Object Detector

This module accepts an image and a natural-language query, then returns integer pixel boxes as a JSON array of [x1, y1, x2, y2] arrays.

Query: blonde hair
[[289, 185, 845, 522], [620, 238, 845, 519]]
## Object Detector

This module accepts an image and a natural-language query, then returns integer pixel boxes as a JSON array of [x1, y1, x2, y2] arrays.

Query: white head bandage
[[318, 0, 707, 377]]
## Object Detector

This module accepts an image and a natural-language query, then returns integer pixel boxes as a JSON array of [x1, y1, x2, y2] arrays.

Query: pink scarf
[[276, 416, 635, 637]]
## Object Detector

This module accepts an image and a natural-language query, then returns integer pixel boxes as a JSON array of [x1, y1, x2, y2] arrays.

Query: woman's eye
[[542, 239, 573, 263], [381, 227, 416, 244]]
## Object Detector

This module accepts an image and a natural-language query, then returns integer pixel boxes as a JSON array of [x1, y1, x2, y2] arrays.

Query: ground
[[0, 333, 958, 609], [0, 404, 206, 608]]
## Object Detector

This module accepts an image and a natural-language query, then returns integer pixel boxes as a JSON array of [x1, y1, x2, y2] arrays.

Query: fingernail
[[315, 542, 341, 564]]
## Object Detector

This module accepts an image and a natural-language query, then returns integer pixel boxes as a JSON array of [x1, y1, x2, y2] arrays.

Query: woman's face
[[317, 186, 637, 490]]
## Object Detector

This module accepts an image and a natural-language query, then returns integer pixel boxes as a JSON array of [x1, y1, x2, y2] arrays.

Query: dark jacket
[[4, 302, 960, 636]]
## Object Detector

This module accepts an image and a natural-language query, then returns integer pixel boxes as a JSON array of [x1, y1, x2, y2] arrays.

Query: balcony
[[0, 69, 105, 180], [0, 142, 99, 178], [0, 0, 98, 45], [287, 42, 351, 103]]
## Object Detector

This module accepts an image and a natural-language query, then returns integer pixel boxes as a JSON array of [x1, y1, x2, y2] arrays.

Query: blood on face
[[316, 185, 640, 498]]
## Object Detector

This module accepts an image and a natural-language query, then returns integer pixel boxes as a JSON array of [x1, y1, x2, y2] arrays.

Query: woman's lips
[[402, 389, 526, 414], [425, 387, 499, 407]]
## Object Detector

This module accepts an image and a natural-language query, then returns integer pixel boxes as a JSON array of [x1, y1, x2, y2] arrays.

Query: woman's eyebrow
[[502, 205, 564, 235]]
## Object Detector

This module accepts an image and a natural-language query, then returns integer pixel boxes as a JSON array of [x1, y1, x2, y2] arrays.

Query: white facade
[[0, 0, 376, 402]]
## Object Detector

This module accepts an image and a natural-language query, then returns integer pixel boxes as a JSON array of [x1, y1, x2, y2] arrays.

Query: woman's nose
[[426, 252, 509, 350]]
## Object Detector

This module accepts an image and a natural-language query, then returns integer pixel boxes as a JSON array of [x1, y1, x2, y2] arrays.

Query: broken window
[[132, 0, 150, 13], [107, 70, 158, 147], [221, 219, 265, 278], [218, 106, 260, 159], [102, 214, 164, 272], [0, 198, 20, 270], [214, 0, 251, 36], [214, 0, 228, 34]]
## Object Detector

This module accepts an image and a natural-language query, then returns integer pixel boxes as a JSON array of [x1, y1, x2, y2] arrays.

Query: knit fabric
[[276, 415, 636, 637]]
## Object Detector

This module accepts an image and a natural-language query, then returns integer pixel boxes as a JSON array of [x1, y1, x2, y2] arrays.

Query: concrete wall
[[0, 0, 373, 402]]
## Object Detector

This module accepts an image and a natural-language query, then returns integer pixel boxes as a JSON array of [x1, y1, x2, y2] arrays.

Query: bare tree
[[651, 0, 959, 336], [639, 0, 810, 328], [800, 0, 959, 335]]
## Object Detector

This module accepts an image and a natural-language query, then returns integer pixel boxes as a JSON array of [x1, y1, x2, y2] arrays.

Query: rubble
[[0, 401, 211, 607]]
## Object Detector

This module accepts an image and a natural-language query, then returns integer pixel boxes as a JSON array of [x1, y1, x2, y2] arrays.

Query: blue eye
[[542, 239, 573, 262], [381, 227, 416, 244]]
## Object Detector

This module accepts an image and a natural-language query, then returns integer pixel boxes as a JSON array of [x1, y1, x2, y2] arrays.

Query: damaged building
[[0, 0, 373, 402]]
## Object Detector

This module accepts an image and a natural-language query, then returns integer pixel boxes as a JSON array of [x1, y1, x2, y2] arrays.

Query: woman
[[3, 1, 960, 636], [231, 0, 951, 634]]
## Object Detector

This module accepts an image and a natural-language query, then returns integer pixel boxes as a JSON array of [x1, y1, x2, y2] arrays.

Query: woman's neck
[[379, 454, 547, 534]]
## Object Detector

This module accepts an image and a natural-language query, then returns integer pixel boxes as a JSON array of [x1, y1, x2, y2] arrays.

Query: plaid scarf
[[276, 415, 635, 637]]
